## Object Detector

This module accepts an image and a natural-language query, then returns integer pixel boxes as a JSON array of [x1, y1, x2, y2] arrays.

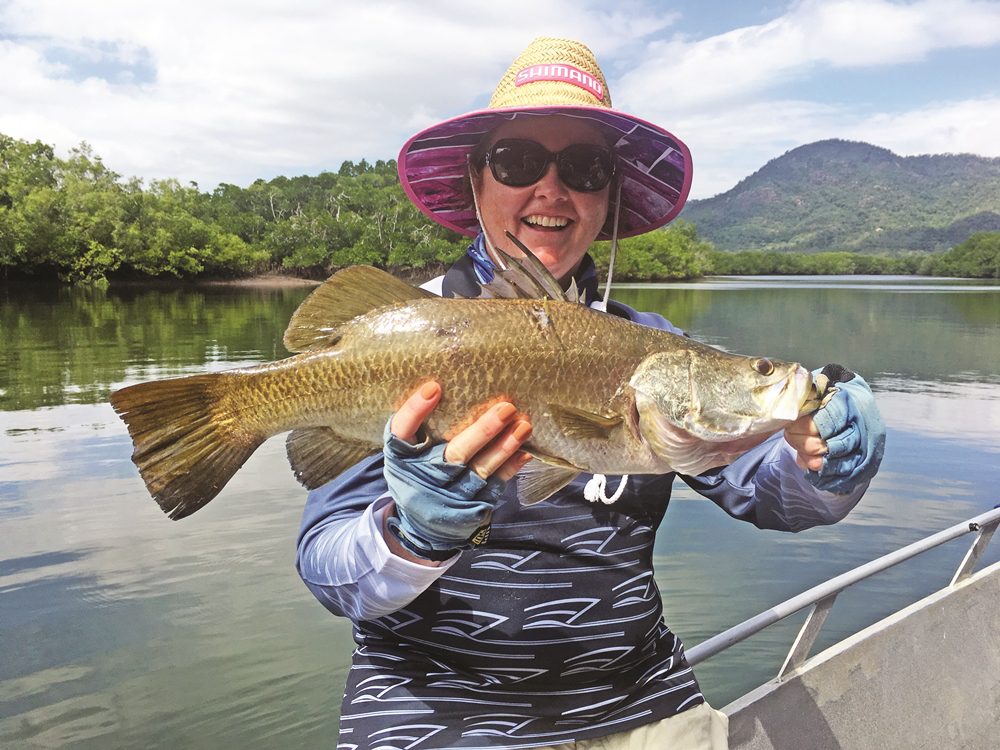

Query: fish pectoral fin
[[514, 460, 580, 506], [549, 404, 624, 441], [283, 266, 435, 352], [286, 427, 379, 489], [524, 449, 581, 471]]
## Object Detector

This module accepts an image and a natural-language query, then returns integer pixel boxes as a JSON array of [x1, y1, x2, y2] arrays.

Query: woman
[[297, 38, 884, 749]]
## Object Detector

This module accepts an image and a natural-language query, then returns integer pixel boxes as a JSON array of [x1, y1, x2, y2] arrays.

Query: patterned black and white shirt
[[295, 256, 868, 749]]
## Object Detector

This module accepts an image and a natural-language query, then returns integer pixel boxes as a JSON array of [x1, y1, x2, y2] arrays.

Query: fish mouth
[[522, 214, 572, 232], [798, 370, 830, 415], [757, 365, 813, 421]]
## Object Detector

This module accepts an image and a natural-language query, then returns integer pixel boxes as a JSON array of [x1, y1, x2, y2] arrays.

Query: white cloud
[[670, 94, 1000, 198], [670, 99, 846, 197], [0, 0, 998, 201], [846, 96, 1000, 157], [802, 0, 1000, 65], [609, 0, 1000, 197], [0, 1, 678, 185], [615, 0, 1000, 110]]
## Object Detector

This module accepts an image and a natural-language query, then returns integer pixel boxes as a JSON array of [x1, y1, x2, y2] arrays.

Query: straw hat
[[397, 37, 692, 241]]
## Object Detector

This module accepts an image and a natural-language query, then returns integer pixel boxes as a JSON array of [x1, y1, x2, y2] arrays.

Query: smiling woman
[[295, 35, 886, 750], [472, 117, 613, 282]]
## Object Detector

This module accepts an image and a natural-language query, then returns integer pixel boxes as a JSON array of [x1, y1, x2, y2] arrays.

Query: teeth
[[524, 215, 569, 228]]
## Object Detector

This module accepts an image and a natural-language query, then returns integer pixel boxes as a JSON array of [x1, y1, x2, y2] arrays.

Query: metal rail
[[686, 506, 1000, 678]]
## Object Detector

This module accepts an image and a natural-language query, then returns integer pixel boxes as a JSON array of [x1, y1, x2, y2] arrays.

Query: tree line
[[0, 134, 468, 284], [2, 133, 998, 284]]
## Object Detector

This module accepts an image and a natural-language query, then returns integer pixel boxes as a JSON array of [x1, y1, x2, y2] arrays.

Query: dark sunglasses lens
[[487, 139, 614, 191], [557, 144, 614, 192], [489, 140, 549, 186]]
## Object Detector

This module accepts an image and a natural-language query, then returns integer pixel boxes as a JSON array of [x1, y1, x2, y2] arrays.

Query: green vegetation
[[592, 221, 714, 280], [1, 134, 466, 284], [600, 230, 1000, 278], [2, 133, 998, 284], [917, 232, 1000, 278], [704, 233, 1000, 278], [706, 250, 924, 275], [0, 136, 266, 283]]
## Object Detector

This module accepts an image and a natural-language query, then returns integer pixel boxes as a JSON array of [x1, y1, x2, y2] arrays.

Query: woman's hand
[[784, 365, 886, 495], [784, 415, 826, 472], [382, 381, 532, 564], [390, 381, 532, 482]]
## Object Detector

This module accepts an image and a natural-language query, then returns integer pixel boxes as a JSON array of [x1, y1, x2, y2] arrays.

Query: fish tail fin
[[110, 373, 264, 520]]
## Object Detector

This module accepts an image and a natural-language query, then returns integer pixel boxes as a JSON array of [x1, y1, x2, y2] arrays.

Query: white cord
[[467, 159, 506, 270], [600, 180, 624, 311], [583, 473, 629, 504]]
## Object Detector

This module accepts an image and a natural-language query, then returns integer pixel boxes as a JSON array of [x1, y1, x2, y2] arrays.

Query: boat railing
[[685, 505, 1000, 678]]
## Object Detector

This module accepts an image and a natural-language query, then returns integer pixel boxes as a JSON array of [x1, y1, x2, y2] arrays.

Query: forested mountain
[[680, 140, 1000, 253]]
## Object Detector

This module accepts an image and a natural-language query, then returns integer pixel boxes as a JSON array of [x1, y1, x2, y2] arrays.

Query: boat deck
[[689, 508, 1000, 749]]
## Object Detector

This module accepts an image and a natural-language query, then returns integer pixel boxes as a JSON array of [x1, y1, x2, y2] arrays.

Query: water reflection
[[0, 282, 310, 411], [617, 277, 1000, 383], [875, 379, 1000, 447], [1, 275, 998, 744], [1, 404, 354, 748]]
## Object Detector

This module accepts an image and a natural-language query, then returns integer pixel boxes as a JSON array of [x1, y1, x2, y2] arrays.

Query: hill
[[680, 139, 1000, 253]]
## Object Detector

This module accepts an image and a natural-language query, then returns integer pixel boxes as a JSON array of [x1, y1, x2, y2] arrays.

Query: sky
[[1, 0, 999, 199]]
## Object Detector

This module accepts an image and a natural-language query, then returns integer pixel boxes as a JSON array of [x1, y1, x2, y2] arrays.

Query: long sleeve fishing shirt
[[295, 254, 870, 749]]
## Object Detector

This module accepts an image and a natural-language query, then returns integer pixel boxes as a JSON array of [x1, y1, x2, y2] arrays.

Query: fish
[[110, 255, 823, 520]]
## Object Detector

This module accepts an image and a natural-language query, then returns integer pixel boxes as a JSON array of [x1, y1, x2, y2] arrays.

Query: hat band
[[515, 63, 604, 101]]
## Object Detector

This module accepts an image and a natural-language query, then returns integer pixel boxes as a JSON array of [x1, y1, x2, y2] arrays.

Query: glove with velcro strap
[[807, 364, 886, 495], [382, 420, 503, 561]]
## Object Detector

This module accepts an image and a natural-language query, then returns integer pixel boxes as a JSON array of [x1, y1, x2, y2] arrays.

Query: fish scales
[[224, 298, 661, 470], [110, 265, 819, 519]]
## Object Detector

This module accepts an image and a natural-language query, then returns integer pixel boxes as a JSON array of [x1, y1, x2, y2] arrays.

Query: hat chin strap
[[468, 161, 509, 272], [595, 179, 623, 313], [467, 158, 624, 307]]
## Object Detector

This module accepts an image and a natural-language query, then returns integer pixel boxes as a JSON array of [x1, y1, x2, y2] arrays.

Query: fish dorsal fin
[[489, 249, 551, 299], [284, 266, 435, 352], [549, 404, 624, 440], [286, 427, 380, 488], [565, 276, 580, 303], [473, 232, 583, 304], [502, 232, 566, 299]]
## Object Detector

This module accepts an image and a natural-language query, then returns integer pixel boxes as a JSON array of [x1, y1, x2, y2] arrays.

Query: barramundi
[[110, 260, 823, 520]]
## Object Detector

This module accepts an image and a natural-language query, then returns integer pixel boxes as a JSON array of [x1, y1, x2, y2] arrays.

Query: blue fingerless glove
[[806, 364, 886, 495], [382, 420, 505, 560]]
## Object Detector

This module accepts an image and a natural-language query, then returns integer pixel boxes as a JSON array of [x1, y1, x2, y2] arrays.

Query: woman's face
[[474, 116, 611, 284]]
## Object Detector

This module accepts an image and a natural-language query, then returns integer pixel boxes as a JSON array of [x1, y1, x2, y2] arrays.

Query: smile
[[523, 215, 571, 230]]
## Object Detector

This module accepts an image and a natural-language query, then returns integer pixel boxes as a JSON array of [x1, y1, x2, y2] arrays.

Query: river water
[[1, 275, 998, 748]]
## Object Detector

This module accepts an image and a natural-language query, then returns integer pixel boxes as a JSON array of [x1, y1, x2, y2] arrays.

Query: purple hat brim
[[397, 105, 693, 241]]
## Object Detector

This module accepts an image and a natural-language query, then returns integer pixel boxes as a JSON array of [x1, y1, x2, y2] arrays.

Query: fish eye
[[752, 358, 774, 376]]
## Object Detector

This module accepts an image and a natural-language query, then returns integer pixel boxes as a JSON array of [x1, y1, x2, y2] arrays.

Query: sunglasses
[[482, 138, 616, 192]]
